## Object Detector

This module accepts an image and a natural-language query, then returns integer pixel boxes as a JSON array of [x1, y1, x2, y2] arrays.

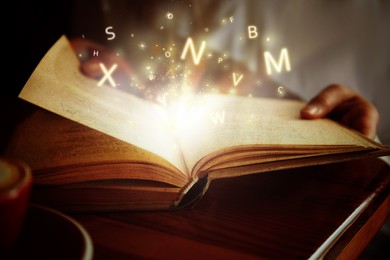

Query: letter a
[[264, 48, 291, 75], [180, 37, 206, 65]]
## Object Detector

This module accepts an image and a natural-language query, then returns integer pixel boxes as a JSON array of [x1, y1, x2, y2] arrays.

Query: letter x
[[97, 63, 118, 87]]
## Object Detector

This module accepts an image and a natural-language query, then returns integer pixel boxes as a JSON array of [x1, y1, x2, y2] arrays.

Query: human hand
[[70, 37, 133, 90], [300, 84, 378, 138]]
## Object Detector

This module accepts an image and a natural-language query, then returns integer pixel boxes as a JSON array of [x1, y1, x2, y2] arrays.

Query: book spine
[[173, 176, 210, 209]]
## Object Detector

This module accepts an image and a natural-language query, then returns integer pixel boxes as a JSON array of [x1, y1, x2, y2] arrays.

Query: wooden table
[[2, 97, 390, 259], [66, 158, 389, 259]]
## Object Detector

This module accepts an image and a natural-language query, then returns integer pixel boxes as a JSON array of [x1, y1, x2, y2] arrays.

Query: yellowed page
[[5, 108, 188, 187], [172, 94, 381, 175], [19, 35, 188, 176]]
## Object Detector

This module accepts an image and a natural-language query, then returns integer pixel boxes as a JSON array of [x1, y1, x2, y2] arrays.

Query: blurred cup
[[0, 157, 32, 256]]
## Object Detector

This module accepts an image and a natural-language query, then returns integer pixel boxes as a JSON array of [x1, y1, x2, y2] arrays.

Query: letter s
[[105, 26, 116, 40]]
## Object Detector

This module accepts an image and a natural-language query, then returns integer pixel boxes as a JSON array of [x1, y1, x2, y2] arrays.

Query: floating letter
[[97, 63, 118, 87], [264, 48, 291, 75], [105, 26, 116, 40], [232, 73, 244, 86], [180, 37, 206, 65], [248, 25, 258, 39]]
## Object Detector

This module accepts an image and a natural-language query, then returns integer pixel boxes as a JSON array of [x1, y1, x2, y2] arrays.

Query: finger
[[70, 38, 108, 57], [300, 84, 355, 119], [80, 53, 133, 81], [80, 58, 104, 78]]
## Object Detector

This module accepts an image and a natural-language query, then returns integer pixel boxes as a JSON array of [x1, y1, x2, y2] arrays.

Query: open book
[[6, 35, 390, 211]]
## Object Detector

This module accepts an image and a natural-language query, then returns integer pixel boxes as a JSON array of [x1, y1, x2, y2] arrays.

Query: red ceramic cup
[[0, 157, 32, 256]]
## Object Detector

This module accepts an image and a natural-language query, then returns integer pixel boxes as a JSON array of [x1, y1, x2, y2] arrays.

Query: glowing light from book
[[180, 37, 206, 65], [97, 63, 118, 87], [229, 88, 237, 95], [210, 111, 226, 125], [128, 120, 135, 128], [157, 93, 168, 106], [232, 73, 244, 87], [91, 11, 295, 106], [166, 95, 202, 134], [264, 48, 291, 75], [247, 114, 256, 124]]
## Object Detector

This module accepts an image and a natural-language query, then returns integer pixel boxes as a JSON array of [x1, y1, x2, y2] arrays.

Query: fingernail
[[304, 105, 320, 115]]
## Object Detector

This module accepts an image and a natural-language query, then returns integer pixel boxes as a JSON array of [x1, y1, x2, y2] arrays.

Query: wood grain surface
[[71, 158, 390, 259]]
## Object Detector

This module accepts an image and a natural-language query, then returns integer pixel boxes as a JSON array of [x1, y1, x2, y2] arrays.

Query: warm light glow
[[165, 95, 205, 136], [93, 10, 294, 113], [209, 111, 225, 125]]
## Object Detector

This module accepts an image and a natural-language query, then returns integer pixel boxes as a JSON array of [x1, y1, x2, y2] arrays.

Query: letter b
[[248, 26, 258, 39]]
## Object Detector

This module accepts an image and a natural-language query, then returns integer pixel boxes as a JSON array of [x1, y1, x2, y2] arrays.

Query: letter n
[[180, 38, 206, 65]]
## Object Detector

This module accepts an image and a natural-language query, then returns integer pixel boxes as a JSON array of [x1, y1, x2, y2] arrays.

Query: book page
[[18, 35, 188, 176], [172, 94, 381, 175], [5, 108, 188, 187]]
